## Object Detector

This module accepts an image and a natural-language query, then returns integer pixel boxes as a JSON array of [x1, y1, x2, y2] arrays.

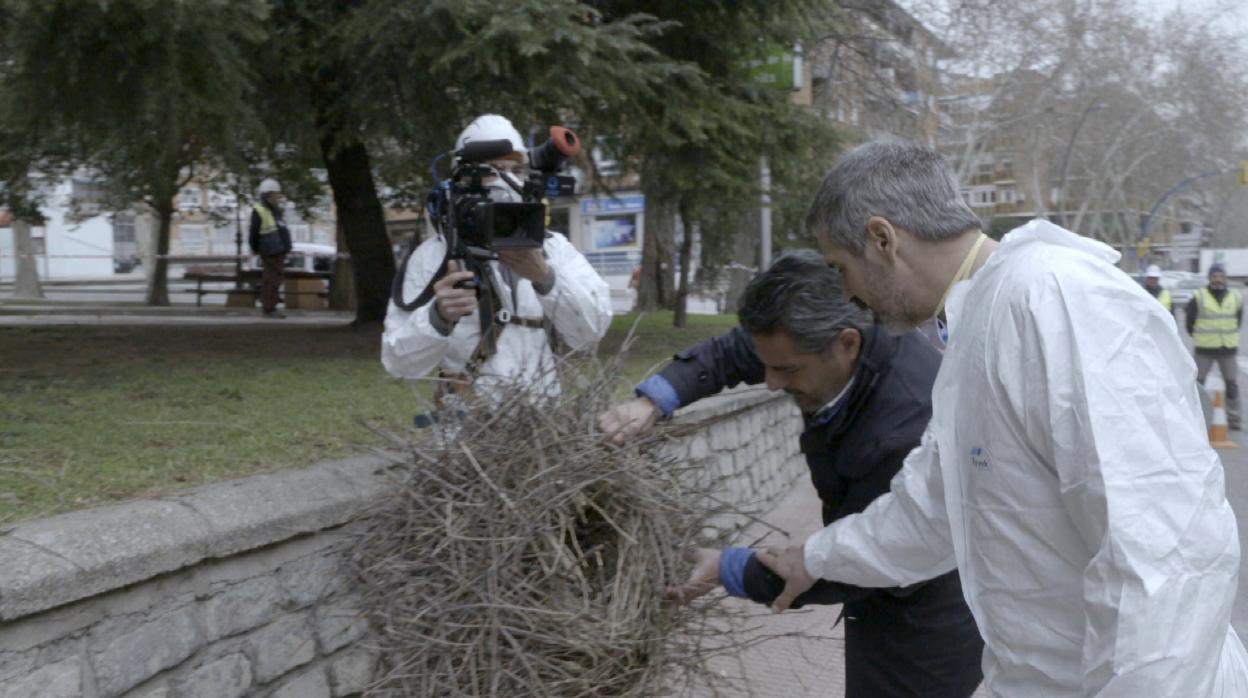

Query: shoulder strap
[[390, 238, 449, 312]]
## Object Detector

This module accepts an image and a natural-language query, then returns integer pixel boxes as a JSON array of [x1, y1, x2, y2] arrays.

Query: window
[[212, 223, 236, 250], [207, 190, 237, 209], [592, 135, 622, 177], [179, 187, 202, 211], [179, 224, 207, 253], [291, 224, 310, 243], [968, 187, 996, 208], [112, 213, 135, 242], [72, 178, 107, 212]]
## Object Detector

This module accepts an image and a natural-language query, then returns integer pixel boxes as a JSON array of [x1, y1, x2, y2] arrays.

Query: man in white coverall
[[381, 114, 612, 399], [754, 141, 1248, 697]]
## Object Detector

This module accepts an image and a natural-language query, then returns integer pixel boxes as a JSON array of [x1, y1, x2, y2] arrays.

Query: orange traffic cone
[[1210, 390, 1239, 449]]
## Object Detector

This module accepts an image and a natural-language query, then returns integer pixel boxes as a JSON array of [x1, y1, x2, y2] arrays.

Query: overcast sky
[[1140, 0, 1248, 30]]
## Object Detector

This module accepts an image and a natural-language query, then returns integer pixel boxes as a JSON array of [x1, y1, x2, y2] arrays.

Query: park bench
[[182, 269, 333, 308]]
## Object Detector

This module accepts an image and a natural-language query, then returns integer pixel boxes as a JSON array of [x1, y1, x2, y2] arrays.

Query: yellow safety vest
[[1194, 287, 1242, 350], [1154, 288, 1172, 312], [253, 203, 279, 237]]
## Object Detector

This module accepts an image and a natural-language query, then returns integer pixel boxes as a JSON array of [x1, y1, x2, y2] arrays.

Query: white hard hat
[[455, 114, 525, 161], [258, 178, 282, 196], [1146, 265, 1162, 277]]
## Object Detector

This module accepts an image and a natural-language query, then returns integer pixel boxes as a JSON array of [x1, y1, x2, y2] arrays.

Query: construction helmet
[[257, 178, 282, 196], [1145, 265, 1162, 277], [455, 114, 525, 162]]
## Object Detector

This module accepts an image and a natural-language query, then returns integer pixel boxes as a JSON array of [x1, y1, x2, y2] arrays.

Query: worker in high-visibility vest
[[1143, 265, 1173, 314], [248, 178, 293, 318], [1186, 262, 1243, 429]]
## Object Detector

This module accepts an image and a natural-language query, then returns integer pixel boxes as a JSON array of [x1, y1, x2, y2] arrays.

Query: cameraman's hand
[[498, 248, 550, 284], [597, 397, 661, 446], [433, 260, 478, 324]]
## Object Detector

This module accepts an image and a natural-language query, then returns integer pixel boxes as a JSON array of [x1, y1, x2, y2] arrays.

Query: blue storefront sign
[[580, 194, 645, 217]]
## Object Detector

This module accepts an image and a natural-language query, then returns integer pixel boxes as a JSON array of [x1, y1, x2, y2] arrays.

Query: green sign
[[747, 47, 800, 91]]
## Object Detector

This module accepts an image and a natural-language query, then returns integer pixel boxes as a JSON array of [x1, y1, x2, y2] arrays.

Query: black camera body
[[391, 126, 582, 312], [437, 126, 581, 261]]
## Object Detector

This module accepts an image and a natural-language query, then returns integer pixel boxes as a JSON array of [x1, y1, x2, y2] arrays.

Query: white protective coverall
[[381, 231, 612, 399], [803, 219, 1248, 696]]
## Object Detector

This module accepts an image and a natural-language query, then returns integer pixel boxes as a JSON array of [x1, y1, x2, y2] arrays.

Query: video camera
[[390, 125, 582, 311], [434, 126, 581, 261]]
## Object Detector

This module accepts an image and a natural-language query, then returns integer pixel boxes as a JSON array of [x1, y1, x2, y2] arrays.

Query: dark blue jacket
[[650, 324, 983, 698]]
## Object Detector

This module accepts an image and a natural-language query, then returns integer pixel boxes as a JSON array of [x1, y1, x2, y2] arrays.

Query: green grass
[[0, 311, 737, 523]]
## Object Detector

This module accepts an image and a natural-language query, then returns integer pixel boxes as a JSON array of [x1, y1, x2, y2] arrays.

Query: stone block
[[0, 656, 81, 698], [329, 649, 378, 697], [247, 614, 317, 684], [270, 666, 331, 698], [177, 653, 252, 698], [92, 605, 201, 697], [2, 501, 212, 619], [278, 554, 345, 608], [123, 681, 172, 698], [0, 650, 34, 683], [707, 422, 727, 451], [687, 434, 710, 461], [0, 597, 108, 653], [202, 576, 283, 640], [0, 537, 84, 621], [315, 602, 369, 654], [170, 457, 390, 561]]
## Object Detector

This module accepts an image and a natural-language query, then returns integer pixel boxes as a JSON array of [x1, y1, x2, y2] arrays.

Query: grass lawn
[[0, 311, 737, 524]]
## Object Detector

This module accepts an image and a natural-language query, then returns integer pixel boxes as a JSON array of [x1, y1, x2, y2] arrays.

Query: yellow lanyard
[[934, 232, 987, 319]]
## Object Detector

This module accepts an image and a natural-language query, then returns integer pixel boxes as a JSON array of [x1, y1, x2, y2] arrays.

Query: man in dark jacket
[[598, 251, 983, 697], [248, 178, 293, 318]]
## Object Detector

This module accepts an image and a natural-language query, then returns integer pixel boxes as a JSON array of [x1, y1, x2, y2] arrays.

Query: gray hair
[[737, 250, 872, 355], [805, 141, 982, 255]]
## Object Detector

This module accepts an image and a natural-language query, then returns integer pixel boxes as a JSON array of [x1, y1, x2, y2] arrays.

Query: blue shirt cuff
[[719, 547, 754, 599], [635, 375, 681, 417]]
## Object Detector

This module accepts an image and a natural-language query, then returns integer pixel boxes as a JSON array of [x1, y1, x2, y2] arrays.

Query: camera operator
[[381, 114, 612, 402]]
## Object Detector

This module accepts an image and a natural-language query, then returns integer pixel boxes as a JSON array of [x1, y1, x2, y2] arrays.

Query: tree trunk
[[328, 218, 356, 311], [722, 212, 759, 314], [673, 201, 694, 328], [636, 176, 675, 312], [319, 134, 394, 325], [145, 202, 173, 306], [12, 219, 43, 299]]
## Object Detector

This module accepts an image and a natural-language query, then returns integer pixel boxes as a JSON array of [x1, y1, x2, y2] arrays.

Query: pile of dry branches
[[352, 353, 753, 697]]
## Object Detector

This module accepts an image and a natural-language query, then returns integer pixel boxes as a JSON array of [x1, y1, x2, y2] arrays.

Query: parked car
[[244, 242, 337, 274], [1166, 273, 1205, 309], [1128, 270, 1203, 309]]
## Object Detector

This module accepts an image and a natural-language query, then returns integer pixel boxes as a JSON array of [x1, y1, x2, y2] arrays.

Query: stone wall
[[0, 387, 804, 698]]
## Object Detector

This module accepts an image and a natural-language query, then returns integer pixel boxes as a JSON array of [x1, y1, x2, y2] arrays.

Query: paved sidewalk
[[0, 298, 353, 326], [677, 483, 990, 698]]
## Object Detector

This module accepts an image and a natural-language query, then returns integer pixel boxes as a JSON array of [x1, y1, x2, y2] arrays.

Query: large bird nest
[[351, 346, 768, 697]]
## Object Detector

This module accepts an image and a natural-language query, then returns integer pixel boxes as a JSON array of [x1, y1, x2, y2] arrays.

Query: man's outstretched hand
[[597, 396, 660, 446], [665, 548, 722, 606], [755, 545, 817, 612]]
